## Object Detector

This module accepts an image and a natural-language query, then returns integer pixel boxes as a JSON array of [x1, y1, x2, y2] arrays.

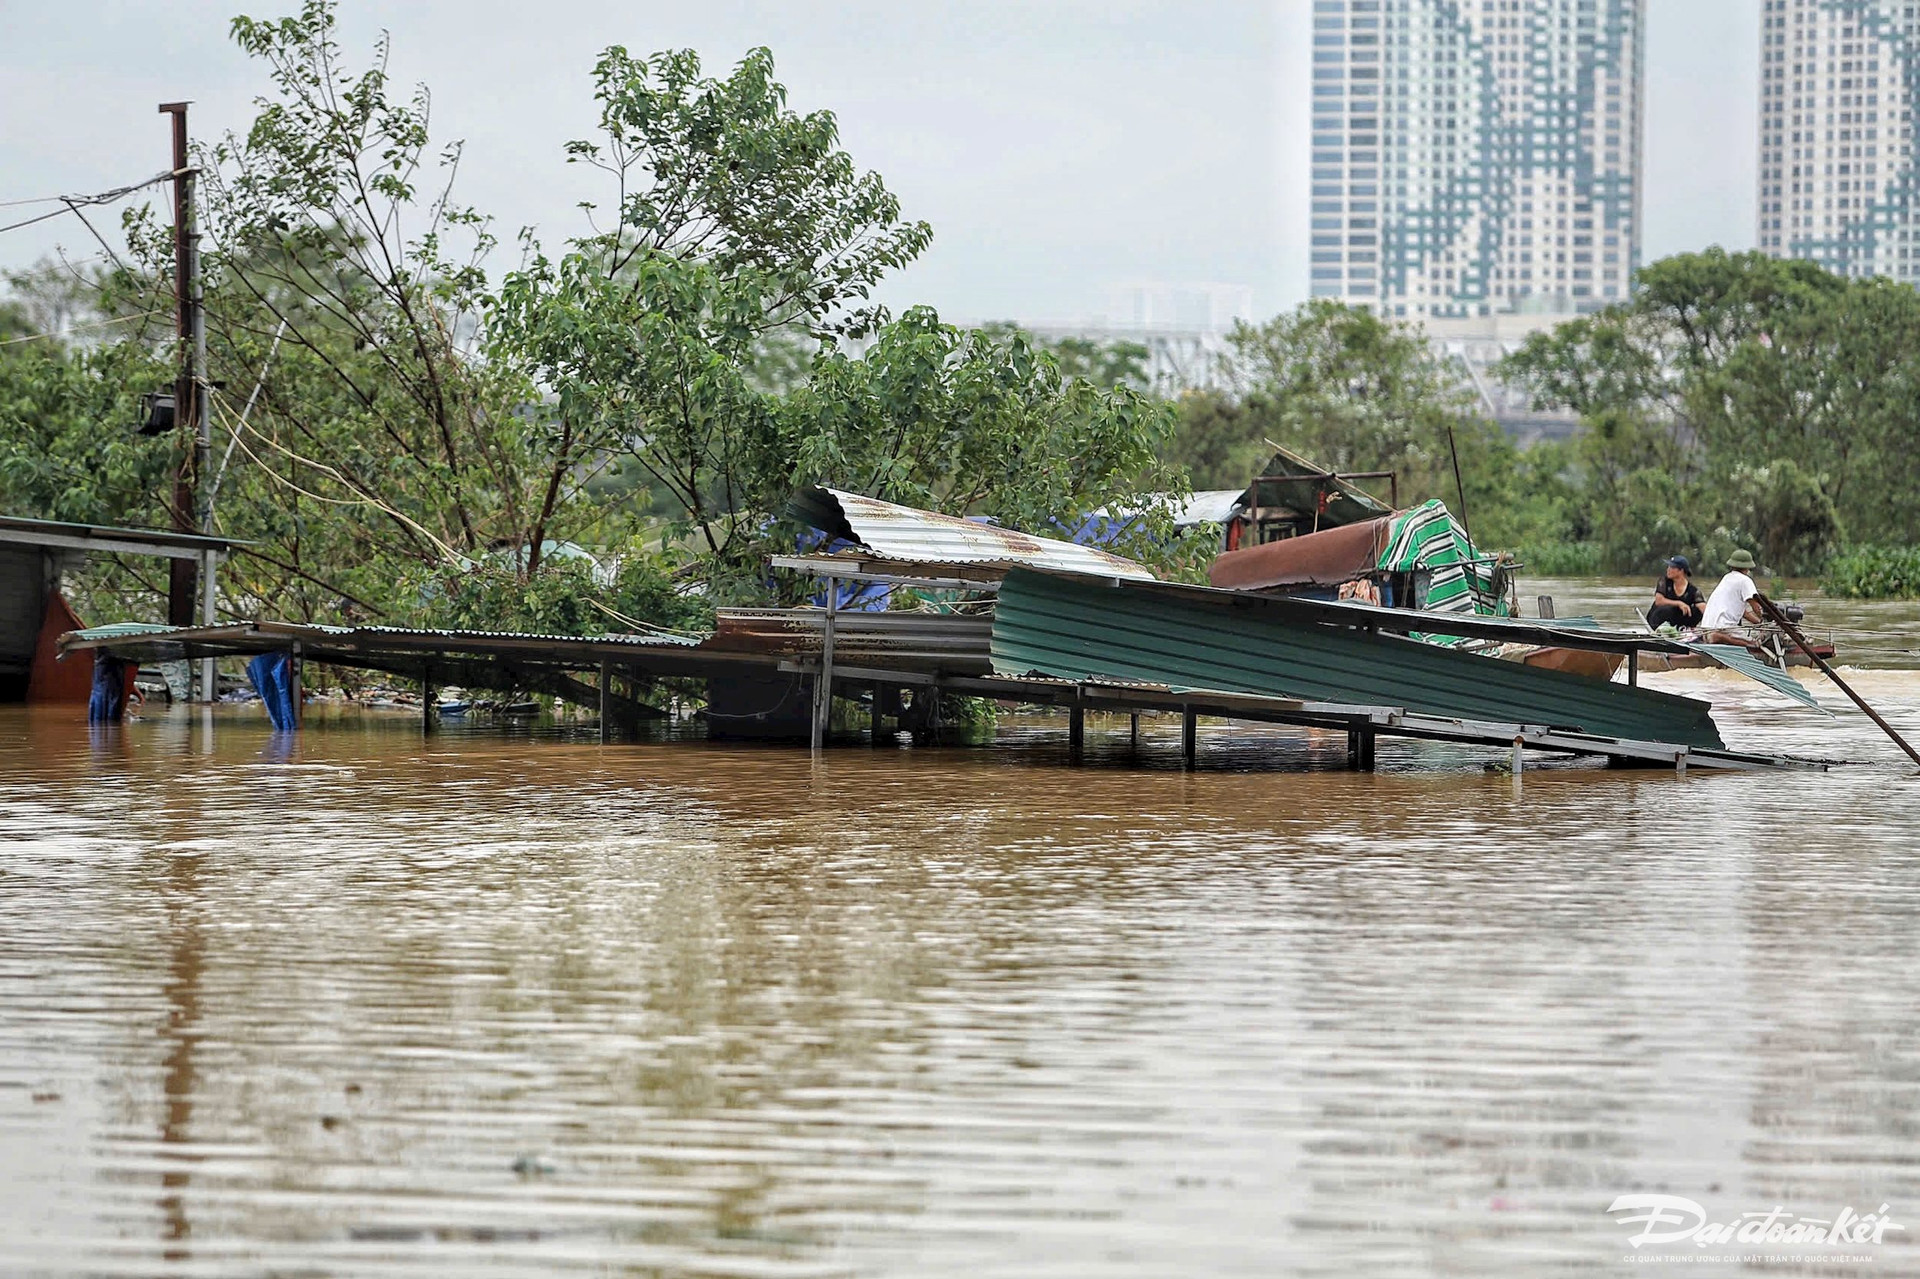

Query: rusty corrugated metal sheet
[[789, 487, 1154, 580], [1208, 517, 1391, 589], [988, 569, 1727, 750]]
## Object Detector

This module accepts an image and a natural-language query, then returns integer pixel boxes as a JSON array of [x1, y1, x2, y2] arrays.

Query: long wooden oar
[[1755, 594, 1920, 767]]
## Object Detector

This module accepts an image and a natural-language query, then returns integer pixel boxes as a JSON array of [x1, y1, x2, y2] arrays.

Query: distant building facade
[[1309, 0, 1645, 322], [1758, 0, 1920, 280]]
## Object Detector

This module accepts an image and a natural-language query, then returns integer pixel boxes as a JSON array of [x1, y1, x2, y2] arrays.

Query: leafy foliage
[[1499, 249, 1920, 574], [1822, 546, 1920, 600]]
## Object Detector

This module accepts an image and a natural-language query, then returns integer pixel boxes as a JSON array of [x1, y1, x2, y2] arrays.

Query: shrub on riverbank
[[1822, 546, 1920, 599]]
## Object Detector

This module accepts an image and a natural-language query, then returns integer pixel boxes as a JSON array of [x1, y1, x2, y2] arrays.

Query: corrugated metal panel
[[62, 622, 179, 641], [0, 514, 246, 552], [790, 487, 1154, 580], [1686, 642, 1830, 713], [989, 569, 1727, 750], [1208, 518, 1389, 589], [1173, 490, 1246, 527]]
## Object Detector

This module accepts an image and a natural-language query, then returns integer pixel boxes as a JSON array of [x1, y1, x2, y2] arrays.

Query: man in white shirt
[[1702, 549, 1764, 643]]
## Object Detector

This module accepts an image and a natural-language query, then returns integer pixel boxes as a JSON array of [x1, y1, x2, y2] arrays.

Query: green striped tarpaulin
[[1376, 499, 1506, 643]]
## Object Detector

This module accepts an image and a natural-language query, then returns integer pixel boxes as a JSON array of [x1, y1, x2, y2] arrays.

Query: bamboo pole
[[1756, 594, 1920, 767]]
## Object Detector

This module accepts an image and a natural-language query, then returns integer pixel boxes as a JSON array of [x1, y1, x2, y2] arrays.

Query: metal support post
[[197, 547, 217, 701], [598, 660, 610, 744], [811, 576, 837, 754], [1347, 728, 1361, 769], [1627, 651, 1639, 686], [422, 661, 436, 735], [870, 680, 883, 743], [1129, 712, 1139, 749], [1068, 702, 1085, 753], [289, 641, 303, 729], [1182, 707, 1197, 769]]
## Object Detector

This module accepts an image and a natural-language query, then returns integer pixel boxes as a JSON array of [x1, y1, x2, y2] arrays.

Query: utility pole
[[159, 102, 196, 630], [160, 101, 217, 701]]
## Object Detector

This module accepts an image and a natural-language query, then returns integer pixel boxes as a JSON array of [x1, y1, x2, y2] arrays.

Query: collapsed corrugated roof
[[1239, 443, 1396, 530], [988, 568, 1729, 750], [788, 487, 1155, 580]]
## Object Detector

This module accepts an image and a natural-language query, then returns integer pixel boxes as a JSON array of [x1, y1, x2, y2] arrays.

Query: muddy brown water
[[4, 582, 1919, 1276]]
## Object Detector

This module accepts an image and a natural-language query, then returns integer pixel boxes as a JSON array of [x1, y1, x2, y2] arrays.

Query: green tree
[[1498, 248, 1920, 572]]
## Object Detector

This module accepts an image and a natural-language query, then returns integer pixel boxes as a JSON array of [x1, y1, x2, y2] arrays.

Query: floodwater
[[5, 590, 1920, 1277]]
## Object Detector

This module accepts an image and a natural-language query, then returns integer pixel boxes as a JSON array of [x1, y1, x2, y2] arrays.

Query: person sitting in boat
[[1646, 555, 1704, 631], [1701, 549, 1765, 643]]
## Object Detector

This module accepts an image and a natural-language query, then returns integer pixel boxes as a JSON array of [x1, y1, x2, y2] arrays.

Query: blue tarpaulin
[[247, 652, 299, 730], [87, 652, 128, 724]]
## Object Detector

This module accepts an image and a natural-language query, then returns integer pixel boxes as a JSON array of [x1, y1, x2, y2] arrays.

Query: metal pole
[[1069, 702, 1085, 752], [1129, 712, 1139, 749], [1756, 594, 1920, 767], [1627, 651, 1638, 687], [1445, 424, 1472, 547], [159, 102, 197, 630], [422, 661, 435, 736], [598, 660, 610, 744], [1182, 707, 1197, 769], [289, 641, 303, 730], [198, 548, 217, 701], [812, 576, 837, 754]]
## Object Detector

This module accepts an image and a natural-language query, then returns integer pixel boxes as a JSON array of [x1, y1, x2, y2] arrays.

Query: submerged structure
[[60, 484, 1829, 774]]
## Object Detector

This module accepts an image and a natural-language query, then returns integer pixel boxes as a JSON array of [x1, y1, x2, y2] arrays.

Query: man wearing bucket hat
[[1702, 548, 1765, 643]]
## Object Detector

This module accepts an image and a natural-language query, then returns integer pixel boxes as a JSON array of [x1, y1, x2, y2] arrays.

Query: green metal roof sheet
[[989, 569, 1727, 751], [1684, 642, 1830, 713]]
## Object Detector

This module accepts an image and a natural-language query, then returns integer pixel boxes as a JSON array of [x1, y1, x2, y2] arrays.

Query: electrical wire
[[0, 309, 164, 347], [0, 168, 185, 236]]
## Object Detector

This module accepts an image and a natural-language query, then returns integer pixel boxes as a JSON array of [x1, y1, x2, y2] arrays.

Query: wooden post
[[422, 661, 436, 735], [1129, 712, 1139, 749], [598, 660, 610, 744], [1182, 707, 1197, 769], [869, 680, 882, 744], [1068, 701, 1085, 753], [1347, 728, 1361, 769], [1359, 727, 1376, 771]]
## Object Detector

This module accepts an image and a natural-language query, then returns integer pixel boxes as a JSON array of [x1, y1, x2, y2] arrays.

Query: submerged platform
[[60, 565, 1824, 773]]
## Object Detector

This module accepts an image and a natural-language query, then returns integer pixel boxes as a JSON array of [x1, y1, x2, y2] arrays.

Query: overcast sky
[[1, 0, 1758, 325]]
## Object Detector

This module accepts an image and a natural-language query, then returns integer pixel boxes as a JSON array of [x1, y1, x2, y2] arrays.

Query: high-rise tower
[[1758, 0, 1920, 281], [1309, 0, 1645, 323]]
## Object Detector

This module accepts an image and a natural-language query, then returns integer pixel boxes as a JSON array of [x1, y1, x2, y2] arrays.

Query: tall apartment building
[[1758, 0, 1920, 281], [1308, 0, 1646, 323]]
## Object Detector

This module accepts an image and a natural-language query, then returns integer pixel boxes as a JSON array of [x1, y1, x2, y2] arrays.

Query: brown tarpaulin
[[1206, 517, 1391, 590]]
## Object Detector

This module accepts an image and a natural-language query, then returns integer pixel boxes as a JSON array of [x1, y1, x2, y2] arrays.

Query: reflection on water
[[3, 651, 1920, 1275]]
